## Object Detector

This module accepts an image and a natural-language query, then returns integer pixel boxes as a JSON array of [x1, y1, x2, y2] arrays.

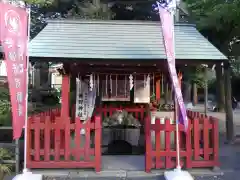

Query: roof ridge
[[29, 19, 226, 60], [46, 19, 195, 27]]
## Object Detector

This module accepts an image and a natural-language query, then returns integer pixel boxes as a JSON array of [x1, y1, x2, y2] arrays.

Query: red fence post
[[54, 118, 61, 161], [34, 116, 40, 161], [203, 117, 210, 161], [44, 116, 50, 161], [185, 118, 192, 168], [75, 118, 81, 161], [165, 118, 171, 169], [155, 118, 161, 169], [95, 115, 102, 172], [212, 117, 220, 167], [84, 120, 91, 162], [26, 117, 32, 168], [145, 115, 152, 173], [64, 118, 70, 161], [193, 118, 200, 160]]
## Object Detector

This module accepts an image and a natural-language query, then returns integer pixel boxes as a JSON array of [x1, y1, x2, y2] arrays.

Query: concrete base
[[12, 171, 42, 180], [164, 169, 194, 180], [30, 168, 224, 179], [102, 155, 145, 171], [29, 155, 223, 179]]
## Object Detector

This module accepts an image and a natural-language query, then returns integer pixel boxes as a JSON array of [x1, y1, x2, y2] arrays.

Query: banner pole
[[172, 12, 181, 169], [175, 98, 181, 169], [23, 7, 31, 172]]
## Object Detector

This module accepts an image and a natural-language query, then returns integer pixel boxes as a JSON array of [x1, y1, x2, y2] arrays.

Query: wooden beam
[[155, 75, 161, 101], [70, 64, 164, 76], [30, 57, 226, 67]]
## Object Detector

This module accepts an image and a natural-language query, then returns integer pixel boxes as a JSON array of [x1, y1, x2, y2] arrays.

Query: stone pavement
[[5, 174, 239, 180]]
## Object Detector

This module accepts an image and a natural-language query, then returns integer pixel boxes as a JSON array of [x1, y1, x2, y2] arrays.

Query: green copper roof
[[29, 20, 227, 60]]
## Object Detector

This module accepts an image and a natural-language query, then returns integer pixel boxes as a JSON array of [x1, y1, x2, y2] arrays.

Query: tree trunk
[[224, 62, 234, 142], [184, 80, 191, 102], [192, 82, 198, 106], [39, 62, 50, 87], [0, 173, 5, 180], [216, 64, 225, 112]]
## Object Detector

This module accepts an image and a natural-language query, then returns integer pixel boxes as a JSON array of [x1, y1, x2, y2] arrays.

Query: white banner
[[87, 86, 96, 119], [75, 78, 96, 121], [134, 76, 150, 103], [76, 79, 88, 120]]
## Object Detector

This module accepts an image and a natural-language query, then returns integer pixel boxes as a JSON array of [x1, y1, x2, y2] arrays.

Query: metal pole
[[204, 65, 208, 116], [15, 139, 19, 174], [174, 96, 181, 169], [23, 7, 31, 172]]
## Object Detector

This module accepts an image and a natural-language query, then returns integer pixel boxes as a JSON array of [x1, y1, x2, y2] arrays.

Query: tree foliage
[[184, 0, 240, 74], [183, 65, 208, 88], [0, 148, 13, 178], [0, 87, 11, 126], [67, 1, 115, 19]]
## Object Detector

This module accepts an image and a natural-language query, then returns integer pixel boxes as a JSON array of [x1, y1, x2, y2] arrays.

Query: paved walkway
[[189, 105, 240, 134], [5, 174, 238, 180]]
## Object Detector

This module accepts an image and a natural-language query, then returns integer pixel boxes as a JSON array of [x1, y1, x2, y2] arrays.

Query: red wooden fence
[[145, 110, 219, 172], [27, 108, 102, 171], [27, 107, 219, 172]]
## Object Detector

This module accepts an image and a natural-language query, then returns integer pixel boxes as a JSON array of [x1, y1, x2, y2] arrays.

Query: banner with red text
[[0, 2, 28, 139], [156, 0, 188, 131]]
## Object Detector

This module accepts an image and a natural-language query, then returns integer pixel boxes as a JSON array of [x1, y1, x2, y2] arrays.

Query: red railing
[[27, 109, 102, 171], [71, 104, 145, 123], [145, 111, 219, 172]]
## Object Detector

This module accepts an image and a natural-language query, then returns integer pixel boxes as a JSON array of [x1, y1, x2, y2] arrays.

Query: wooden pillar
[[61, 73, 70, 118], [145, 103, 152, 172], [164, 76, 168, 104], [155, 74, 161, 102], [178, 72, 182, 88], [224, 62, 234, 142]]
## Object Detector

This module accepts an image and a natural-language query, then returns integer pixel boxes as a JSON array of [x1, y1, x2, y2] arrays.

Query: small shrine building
[[26, 20, 226, 172]]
